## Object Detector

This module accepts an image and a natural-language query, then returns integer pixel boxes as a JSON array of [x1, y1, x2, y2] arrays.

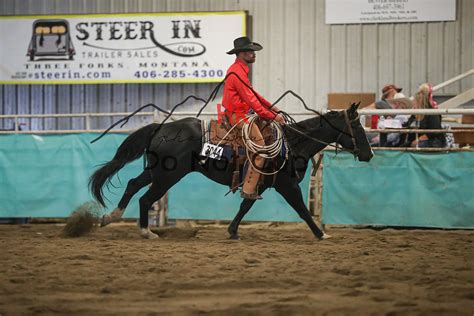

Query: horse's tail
[[89, 123, 158, 207]]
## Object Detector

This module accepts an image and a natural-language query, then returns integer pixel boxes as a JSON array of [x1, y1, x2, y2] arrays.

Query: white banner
[[326, 0, 456, 24], [0, 12, 246, 84]]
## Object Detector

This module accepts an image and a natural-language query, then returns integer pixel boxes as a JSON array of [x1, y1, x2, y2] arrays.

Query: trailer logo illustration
[[27, 19, 76, 61]]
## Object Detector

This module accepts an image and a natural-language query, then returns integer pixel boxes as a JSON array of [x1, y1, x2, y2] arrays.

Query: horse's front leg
[[227, 198, 258, 240], [275, 183, 330, 240]]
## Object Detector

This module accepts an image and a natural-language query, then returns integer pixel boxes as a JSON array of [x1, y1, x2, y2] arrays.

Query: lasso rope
[[90, 71, 359, 156], [242, 115, 288, 176]]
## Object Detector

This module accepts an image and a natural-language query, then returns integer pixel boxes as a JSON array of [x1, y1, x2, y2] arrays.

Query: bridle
[[285, 109, 362, 158], [334, 110, 360, 157]]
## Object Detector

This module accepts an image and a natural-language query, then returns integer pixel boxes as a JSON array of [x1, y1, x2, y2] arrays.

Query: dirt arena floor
[[0, 222, 473, 315]]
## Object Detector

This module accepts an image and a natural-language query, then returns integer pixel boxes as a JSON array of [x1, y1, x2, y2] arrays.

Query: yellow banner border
[[0, 78, 225, 85], [0, 11, 247, 85]]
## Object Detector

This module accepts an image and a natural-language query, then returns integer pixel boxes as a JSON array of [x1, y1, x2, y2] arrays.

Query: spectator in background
[[384, 92, 412, 146], [367, 84, 404, 146], [366, 83, 403, 110], [389, 92, 413, 123], [405, 83, 446, 148]]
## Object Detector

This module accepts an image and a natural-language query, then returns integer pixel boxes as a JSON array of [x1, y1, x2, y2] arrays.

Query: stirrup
[[240, 191, 263, 200]]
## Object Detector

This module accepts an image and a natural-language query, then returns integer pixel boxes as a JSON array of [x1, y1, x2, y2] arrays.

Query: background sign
[[326, 0, 456, 24], [0, 12, 246, 84]]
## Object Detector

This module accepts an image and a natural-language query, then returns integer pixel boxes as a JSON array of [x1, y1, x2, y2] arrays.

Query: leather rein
[[286, 109, 361, 157]]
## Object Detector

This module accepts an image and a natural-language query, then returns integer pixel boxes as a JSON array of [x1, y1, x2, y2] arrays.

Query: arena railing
[[1, 110, 473, 151], [0, 109, 473, 129], [0, 111, 315, 134], [2, 109, 473, 226], [358, 108, 474, 151], [433, 69, 474, 110]]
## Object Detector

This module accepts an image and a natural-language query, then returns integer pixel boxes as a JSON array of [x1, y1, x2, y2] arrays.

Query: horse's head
[[327, 102, 373, 162]]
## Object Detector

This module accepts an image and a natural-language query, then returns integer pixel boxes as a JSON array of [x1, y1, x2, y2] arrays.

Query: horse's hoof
[[100, 215, 112, 227], [147, 232, 160, 239], [229, 234, 240, 240], [140, 228, 160, 239], [321, 233, 332, 240]]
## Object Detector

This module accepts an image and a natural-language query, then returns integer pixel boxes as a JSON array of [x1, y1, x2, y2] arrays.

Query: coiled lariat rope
[[242, 115, 288, 176]]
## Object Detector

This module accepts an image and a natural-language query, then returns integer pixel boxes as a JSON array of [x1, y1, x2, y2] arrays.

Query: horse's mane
[[287, 111, 340, 134]]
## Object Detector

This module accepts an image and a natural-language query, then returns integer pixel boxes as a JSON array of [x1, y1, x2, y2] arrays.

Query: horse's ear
[[348, 102, 360, 114]]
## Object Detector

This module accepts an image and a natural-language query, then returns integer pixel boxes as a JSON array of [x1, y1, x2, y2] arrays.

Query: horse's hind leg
[[138, 172, 185, 239], [137, 183, 168, 239], [118, 171, 152, 210], [101, 171, 152, 227]]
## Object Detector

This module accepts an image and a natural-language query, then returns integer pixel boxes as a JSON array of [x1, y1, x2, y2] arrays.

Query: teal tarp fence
[[3, 134, 473, 228], [0, 134, 145, 218], [322, 151, 474, 228], [167, 172, 308, 222], [0, 134, 308, 221]]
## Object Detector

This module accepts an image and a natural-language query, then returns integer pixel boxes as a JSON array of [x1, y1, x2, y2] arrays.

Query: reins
[[286, 110, 361, 157], [90, 72, 361, 158], [333, 111, 360, 157]]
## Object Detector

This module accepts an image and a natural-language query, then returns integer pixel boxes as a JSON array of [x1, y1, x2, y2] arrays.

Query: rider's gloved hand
[[274, 113, 286, 125]]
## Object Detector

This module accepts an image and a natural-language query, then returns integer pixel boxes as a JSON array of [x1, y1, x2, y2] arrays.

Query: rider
[[221, 36, 286, 200]]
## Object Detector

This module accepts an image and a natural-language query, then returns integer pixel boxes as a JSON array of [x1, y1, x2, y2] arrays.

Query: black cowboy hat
[[226, 36, 263, 55]]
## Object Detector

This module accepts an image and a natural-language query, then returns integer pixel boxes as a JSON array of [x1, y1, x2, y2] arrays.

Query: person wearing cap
[[221, 36, 285, 200], [366, 83, 403, 146], [367, 83, 403, 109]]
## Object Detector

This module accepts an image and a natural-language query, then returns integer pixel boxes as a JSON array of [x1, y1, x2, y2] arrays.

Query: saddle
[[201, 116, 283, 193], [210, 116, 276, 146]]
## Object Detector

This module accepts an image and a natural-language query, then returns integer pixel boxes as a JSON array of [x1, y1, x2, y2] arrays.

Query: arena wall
[[1, 0, 473, 130], [0, 133, 309, 222]]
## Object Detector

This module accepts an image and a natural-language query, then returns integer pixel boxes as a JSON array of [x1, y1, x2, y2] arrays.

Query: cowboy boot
[[241, 165, 262, 200]]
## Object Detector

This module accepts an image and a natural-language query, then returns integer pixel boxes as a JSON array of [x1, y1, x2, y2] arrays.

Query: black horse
[[90, 103, 373, 239]]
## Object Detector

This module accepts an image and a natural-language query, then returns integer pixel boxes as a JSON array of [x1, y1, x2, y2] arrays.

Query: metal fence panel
[[1, 0, 472, 131]]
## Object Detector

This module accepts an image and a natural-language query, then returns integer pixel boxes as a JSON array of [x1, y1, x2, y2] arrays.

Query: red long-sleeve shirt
[[221, 58, 277, 120]]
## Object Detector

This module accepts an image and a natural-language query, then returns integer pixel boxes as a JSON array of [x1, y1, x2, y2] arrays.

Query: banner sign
[[326, 0, 456, 24], [0, 12, 246, 84]]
